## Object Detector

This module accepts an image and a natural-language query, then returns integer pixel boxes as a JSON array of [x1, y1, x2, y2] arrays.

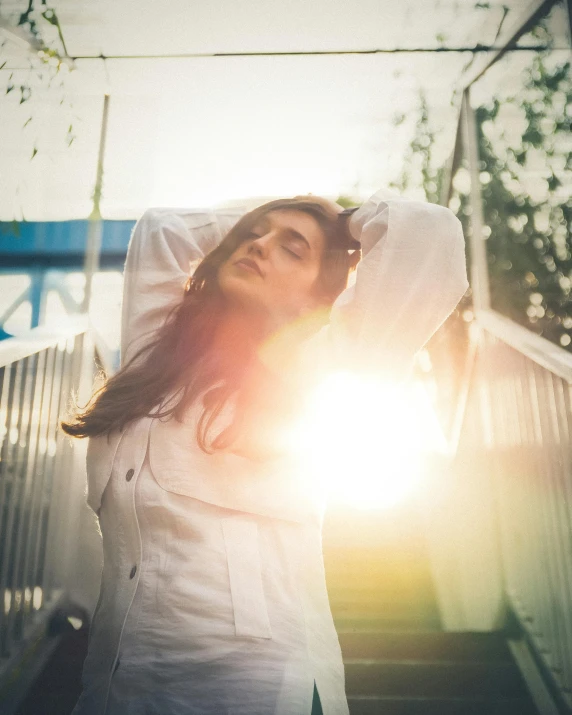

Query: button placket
[[101, 419, 152, 715]]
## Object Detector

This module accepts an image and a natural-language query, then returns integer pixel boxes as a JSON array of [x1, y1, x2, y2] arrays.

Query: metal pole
[[82, 93, 110, 314], [461, 88, 491, 313]]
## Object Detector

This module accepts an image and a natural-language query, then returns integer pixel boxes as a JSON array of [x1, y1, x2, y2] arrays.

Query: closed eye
[[282, 246, 302, 260]]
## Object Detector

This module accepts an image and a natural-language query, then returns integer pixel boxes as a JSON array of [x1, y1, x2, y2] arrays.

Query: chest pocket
[[221, 517, 272, 639]]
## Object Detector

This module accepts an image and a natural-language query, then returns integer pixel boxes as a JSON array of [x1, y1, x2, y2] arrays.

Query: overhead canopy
[[0, 0, 545, 220]]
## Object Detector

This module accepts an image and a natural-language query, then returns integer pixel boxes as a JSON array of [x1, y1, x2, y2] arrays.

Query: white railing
[[422, 0, 572, 710], [427, 308, 572, 706], [0, 316, 96, 709]]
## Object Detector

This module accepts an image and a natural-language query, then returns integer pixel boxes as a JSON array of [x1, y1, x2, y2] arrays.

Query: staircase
[[322, 503, 541, 715], [12, 502, 543, 715]]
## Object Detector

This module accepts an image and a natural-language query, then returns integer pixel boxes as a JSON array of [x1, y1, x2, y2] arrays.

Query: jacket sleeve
[[120, 207, 246, 367], [299, 187, 470, 383]]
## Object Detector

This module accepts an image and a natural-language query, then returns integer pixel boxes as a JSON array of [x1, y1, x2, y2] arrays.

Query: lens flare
[[283, 371, 447, 510]]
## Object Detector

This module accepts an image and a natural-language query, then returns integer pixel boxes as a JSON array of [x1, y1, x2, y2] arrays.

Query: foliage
[[0, 0, 76, 158], [392, 16, 572, 352], [472, 52, 572, 349], [389, 91, 445, 206]]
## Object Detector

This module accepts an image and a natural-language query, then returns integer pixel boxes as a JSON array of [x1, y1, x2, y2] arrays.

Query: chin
[[218, 272, 265, 314]]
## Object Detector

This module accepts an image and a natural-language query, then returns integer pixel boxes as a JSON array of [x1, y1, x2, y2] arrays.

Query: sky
[[0, 0, 540, 220]]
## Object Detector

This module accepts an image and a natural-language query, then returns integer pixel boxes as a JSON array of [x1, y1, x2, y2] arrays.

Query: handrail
[[443, 305, 572, 458], [0, 318, 95, 711], [477, 308, 572, 384], [0, 315, 89, 368], [427, 5, 572, 707]]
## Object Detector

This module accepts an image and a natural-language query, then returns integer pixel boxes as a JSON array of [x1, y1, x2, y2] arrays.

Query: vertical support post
[[82, 93, 110, 314], [461, 88, 491, 313], [439, 101, 463, 208], [29, 268, 46, 329]]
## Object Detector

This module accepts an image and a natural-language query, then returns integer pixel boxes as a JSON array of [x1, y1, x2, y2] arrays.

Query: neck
[[214, 307, 268, 356]]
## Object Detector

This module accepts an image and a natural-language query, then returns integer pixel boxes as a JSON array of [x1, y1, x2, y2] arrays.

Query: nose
[[247, 232, 271, 257]]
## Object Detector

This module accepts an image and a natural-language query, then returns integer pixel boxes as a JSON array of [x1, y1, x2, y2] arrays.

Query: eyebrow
[[256, 215, 312, 251]]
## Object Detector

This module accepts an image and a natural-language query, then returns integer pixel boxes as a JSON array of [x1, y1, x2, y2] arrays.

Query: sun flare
[[283, 371, 448, 511]]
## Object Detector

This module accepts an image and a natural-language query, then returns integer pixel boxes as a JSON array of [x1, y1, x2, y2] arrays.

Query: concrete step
[[346, 695, 539, 715], [337, 630, 514, 663], [334, 618, 441, 632], [330, 597, 434, 618], [343, 660, 530, 699], [323, 545, 431, 566], [324, 552, 434, 583]]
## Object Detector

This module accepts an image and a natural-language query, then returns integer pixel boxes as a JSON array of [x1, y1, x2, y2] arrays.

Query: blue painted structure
[[0, 219, 135, 265], [0, 219, 135, 339]]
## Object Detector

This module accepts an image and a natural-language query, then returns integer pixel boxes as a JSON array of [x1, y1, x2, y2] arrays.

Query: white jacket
[[72, 189, 469, 715]]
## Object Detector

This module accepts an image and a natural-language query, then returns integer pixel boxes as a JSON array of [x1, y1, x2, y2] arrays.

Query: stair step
[[337, 630, 514, 663], [343, 661, 528, 698], [326, 568, 433, 592], [326, 573, 432, 596], [331, 600, 432, 619], [334, 617, 441, 633], [346, 696, 539, 715], [323, 547, 430, 566], [327, 586, 435, 603], [325, 561, 433, 584]]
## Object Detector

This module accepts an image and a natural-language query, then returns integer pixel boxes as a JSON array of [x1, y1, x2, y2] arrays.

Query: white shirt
[[71, 188, 469, 715]]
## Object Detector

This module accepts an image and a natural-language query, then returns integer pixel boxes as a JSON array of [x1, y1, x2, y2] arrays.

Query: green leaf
[[19, 85, 30, 104], [31, 147, 38, 160], [41, 9, 58, 26], [514, 150, 527, 165]]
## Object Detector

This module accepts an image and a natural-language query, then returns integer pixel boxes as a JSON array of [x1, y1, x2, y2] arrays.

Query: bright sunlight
[[284, 371, 449, 511]]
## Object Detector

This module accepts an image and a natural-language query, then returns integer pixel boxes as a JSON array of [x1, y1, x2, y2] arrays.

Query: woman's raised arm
[[120, 207, 246, 367], [301, 188, 470, 383]]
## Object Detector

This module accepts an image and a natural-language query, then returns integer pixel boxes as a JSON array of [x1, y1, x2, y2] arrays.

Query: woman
[[62, 187, 469, 715]]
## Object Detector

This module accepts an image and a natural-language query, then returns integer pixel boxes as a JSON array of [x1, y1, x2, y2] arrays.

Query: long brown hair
[[60, 196, 360, 453]]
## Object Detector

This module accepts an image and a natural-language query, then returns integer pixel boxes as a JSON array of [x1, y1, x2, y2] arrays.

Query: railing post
[[460, 89, 491, 313], [82, 93, 110, 315]]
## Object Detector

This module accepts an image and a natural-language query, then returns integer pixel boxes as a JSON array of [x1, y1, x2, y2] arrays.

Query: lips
[[234, 257, 263, 277]]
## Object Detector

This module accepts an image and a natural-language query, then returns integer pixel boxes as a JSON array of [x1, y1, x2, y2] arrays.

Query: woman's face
[[218, 209, 328, 330]]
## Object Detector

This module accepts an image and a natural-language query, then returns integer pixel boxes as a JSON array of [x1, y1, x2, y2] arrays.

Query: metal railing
[[0, 315, 93, 707], [422, 0, 572, 710]]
